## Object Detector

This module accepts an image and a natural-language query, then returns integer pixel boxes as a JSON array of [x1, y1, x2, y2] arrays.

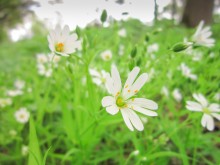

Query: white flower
[[100, 50, 112, 61], [37, 64, 53, 77], [0, 98, 12, 108], [147, 43, 159, 54], [21, 145, 29, 156], [37, 53, 48, 63], [47, 25, 81, 56], [186, 93, 220, 131], [15, 107, 30, 124], [161, 86, 169, 97], [192, 20, 215, 47], [89, 69, 108, 86], [7, 89, 23, 97], [132, 150, 140, 156], [172, 88, 182, 102], [179, 63, 197, 80], [102, 66, 158, 131], [14, 80, 25, 90], [118, 28, 127, 37]]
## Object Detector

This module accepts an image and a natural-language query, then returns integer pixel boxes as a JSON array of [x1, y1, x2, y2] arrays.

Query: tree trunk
[[181, 0, 214, 27]]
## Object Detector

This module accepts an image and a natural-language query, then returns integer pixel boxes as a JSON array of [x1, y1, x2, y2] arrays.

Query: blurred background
[[1, 0, 220, 42]]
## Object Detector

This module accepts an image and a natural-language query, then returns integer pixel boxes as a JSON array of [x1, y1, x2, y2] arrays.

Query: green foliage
[[0, 19, 220, 165]]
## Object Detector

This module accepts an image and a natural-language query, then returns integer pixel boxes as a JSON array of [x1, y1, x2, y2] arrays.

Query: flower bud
[[172, 42, 192, 52], [100, 9, 107, 23], [130, 47, 137, 58]]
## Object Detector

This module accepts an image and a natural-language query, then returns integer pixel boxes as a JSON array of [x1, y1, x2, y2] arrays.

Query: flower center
[[55, 43, 64, 52], [203, 108, 211, 115], [116, 96, 126, 108]]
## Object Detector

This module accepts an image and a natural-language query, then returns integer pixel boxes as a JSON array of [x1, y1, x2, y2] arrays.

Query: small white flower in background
[[147, 43, 159, 54], [48, 25, 81, 56], [185, 48, 203, 61], [118, 44, 124, 56], [7, 90, 23, 97], [37, 53, 48, 64], [37, 64, 53, 77], [209, 52, 215, 58], [179, 63, 197, 81], [118, 28, 127, 37], [0, 98, 12, 108], [132, 150, 140, 156], [100, 50, 112, 61], [102, 66, 158, 131], [89, 69, 108, 87], [21, 145, 29, 156], [9, 130, 17, 137], [186, 93, 220, 131], [161, 86, 169, 97], [192, 20, 215, 47], [214, 93, 220, 101], [140, 116, 148, 124], [14, 80, 25, 90], [15, 107, 30, 124], [172, 88, 182, 102], [146, 68, 155, 82]]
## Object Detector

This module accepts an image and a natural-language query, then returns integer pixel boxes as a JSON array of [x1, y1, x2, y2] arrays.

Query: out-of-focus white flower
[[89, 69, 108, 87], [172, 88, 182, 102], [15, 107, 30, 124], [186, 93, 220, 131], [179, 63, 197, 81], [102, 66, 158, 131], [192, 20, 215, 47], [100, 50, 112, 61], [118, 28, 127, 37], [146, 68, 155, 82], [7, 90, 23, 97], [14, 80, 25, 90], [37, 64, 53, 77], [37, 53, 48, 64], [209, 52, 215, 58], [214, 93, 220, 101], [9, 130, 17, 137], [0, 98, 12, 108], [132, 150, 140, 156], [147, 43, 159, 54], [118, 44, 124, 56], [21, 145, 29, 156], [185, 48, 203, 61], [140, 116, 148, 124], [161, 86, 169, 97], [48, 25, 81, 56]]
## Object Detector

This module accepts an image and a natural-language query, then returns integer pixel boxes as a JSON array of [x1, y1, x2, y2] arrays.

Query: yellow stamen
[[134, 90, 138, 93], [55, 43, 64, 52]]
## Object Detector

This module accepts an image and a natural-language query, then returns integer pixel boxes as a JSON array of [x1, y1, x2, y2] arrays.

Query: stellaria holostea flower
[[48, 25, 81, 56], [192, 20, 215, 47], [102, 66, 158, 131], [172, 88, 182, 102], [15, 107, 30, 124], [100, 50, 112, 61], [186, 93, 220, 131], [179, 63, 197, 80], [0, 98, 12, 108], [89, 69, 108, 86], [118, 28, 127, 37]]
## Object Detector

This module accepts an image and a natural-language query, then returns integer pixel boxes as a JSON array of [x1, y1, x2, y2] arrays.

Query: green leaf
[[28, 117, 42, 165]]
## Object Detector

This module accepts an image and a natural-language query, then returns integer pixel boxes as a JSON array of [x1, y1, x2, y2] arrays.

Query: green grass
[[0, 19, 220, 165]]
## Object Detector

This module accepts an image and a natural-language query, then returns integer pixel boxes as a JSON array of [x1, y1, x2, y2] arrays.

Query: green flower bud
[[128, 59, 135, 71], [100, 9, 107, 23], [145, 34, 150, 42], [75, 26, 81, 38], [172, 42, 192, 52], [130, 47, 137, 58]]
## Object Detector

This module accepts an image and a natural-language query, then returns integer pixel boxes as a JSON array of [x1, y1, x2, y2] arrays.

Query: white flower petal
[[102, 96, 115, 107], [209, 103, 220, 112], [105, 73, 114, 95], [130, 105, 158, 116], [126, 109, 144, 131], [106, 104, 119, 115], [201, 114, 214, 131], [61, 25, 70, 40], [186, 101, 203, 111], [123, 67, 140, 88], [212, 113, 220, 121], [128, 98, 158, 110], [111, 66, 122, 94], [192, 93, 208, 107], [121, 109, 134, 131]]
